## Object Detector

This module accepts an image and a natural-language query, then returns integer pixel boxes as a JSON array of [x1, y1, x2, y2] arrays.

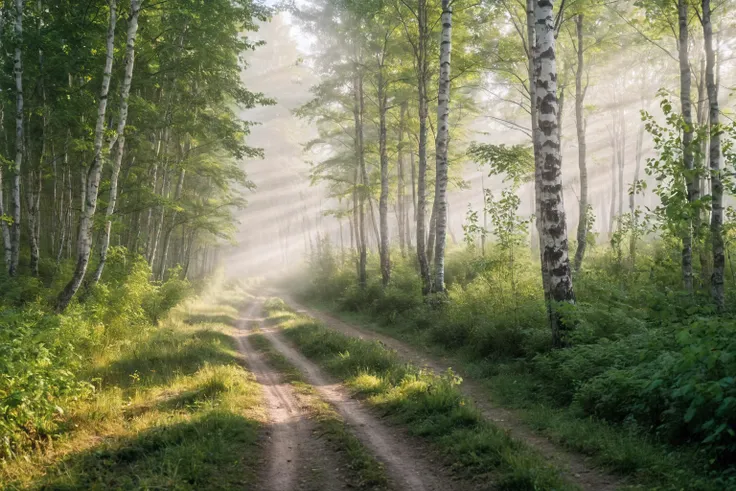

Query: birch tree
[[433, 0, 452, 293], [9, 0, 23, 277], [90, 0, 142, 285], [534, 0, 575, 345], [57, 0, 117, 311], [678, 0, 696, 293], [701, 0, 724, 309]]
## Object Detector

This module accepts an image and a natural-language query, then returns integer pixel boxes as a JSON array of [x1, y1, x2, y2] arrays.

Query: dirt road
[[279, 294, 623, 491], [235, 300, 346, 491], [236, 298, 470, 491]]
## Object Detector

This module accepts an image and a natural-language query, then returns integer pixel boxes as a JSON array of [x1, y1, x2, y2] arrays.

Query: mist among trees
[[1, 0, 735, 489]]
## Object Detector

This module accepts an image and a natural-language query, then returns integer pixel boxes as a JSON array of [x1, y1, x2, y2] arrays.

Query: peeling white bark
[[433, 0, 452, 293], [57, 0, 117, 311], [9, 0, 23, 276], [91, 0, 141, 285], [534, 0, 575, 345]]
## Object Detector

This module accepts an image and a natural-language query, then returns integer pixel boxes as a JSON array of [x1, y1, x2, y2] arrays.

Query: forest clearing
[[1, 0, 736, 489]]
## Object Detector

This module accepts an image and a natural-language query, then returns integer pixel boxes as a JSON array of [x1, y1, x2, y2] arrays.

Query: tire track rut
[[242, 297, 470, 491], [279, 293, 624, 491], [236, 300, 345, 491]]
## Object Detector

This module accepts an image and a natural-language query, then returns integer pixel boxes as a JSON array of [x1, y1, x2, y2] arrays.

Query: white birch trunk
[[433, 0, 452, 292], [90, 0, 141, 285], [9, 0, 23, 276], [57, 0, 117, 311], [678, 0, 697, 293], [534, 0, 575, 346], [378, 66, 390, 286], [415, 0, 431, 294], [702, 0, 724, 309], [572, 14, 588, 273]]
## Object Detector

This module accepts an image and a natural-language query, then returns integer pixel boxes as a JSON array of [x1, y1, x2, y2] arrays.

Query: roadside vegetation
[[0, 254, 265, 489], [289, 242, 736, 491]]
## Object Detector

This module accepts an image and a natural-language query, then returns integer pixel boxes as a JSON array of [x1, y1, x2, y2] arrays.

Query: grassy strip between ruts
[[1, 289, 265, 490], [304, 301, 729, 491], [263, 298, 576, 491], [248, 331, 390, 490]]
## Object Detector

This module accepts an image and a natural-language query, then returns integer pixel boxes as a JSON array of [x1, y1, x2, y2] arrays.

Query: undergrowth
[[0, 250, 265, 489], [287, 241, 736, 490]]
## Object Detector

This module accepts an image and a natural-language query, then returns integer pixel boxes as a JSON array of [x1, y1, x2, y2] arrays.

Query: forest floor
[[275, 292, 624, 491]]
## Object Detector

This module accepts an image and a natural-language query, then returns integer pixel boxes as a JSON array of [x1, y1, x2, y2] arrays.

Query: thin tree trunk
[[702, 0, 723, 309], [608, 137, 617, 239], [150, 168, 168, 268], [573, 14, 588, 273], [0, 109, 10, 270], [433, 0, 452, 293], [182, 229, 196, 279], [145, 156, 159, 259], [378, 68, 390, 286], [397, 101, 406, 257], [679, 0, 696, 293], [27, 168, 41, 276], [481, 173, 487, 255], [427, 197, 437, 268], [353, 72, 367, 287], [408, 149, 415, 249], [617, 109, 625, 229], [528, 0, 550, 299], [9, 0, 24, 276], [90, 0, 141, 285], [534, 0, 575, 346], [630, 114, 644, 261], [157, 166, 185, 280], [415, 0, 431, 294], [57, 0, 117, 311]]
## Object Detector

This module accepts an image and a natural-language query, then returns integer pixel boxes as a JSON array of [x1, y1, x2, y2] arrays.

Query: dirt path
[[280, 294, 624, 491], [235, 300, 346, 491], [245, 298, 472, 491]]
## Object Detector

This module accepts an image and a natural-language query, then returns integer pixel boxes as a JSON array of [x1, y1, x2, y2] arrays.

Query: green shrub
[[0, 247, 194, 459], [0, 307, 94, 458]]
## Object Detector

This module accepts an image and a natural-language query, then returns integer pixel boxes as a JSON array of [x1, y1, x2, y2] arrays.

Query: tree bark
[[527, 0, 550, 299], [617, 109, 625, 229], [149, 167, 168, 267], [702, 0, 723, 309], [378, 67, 390, 285], [534, 0, 575, 346], [433, 0, 452, 293], [408, 149, 415, 249], [9, 0, 24, 276], [573, 14, 587, 273], [608, 136, 617, 239], [631, 114, 644, 261], [427, 196, 437, 267], [157, 166, 185, 280], [57, 0, 117, 311], [415, 0, 431, 294], [353, 71, 367, 287], [397, 101, 407, 257], [679, 0, 696, 292], [0, 106, 10, 270], [26, 168, 41, 276], [90, 0, 141, 285]]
